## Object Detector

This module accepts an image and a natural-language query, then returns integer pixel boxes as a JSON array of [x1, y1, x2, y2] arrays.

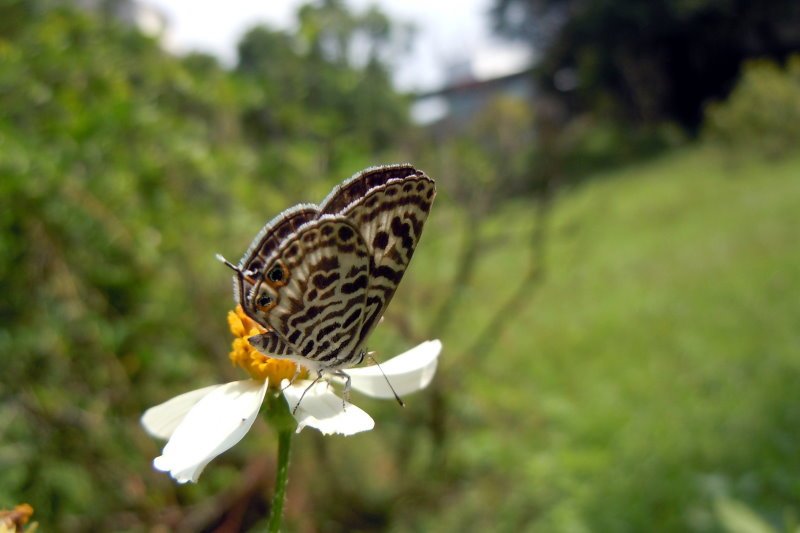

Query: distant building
[[411, 43, 537, 135], [413, 67, 535, 129]]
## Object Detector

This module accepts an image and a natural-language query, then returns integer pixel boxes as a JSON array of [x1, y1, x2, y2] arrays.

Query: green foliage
[[406, 147, 800, 531], [2, 2, 799, 532], [715, 497, 782, 533], [235, 0, 412, 198], [0, 4, 414, 530], [418, 95, 536, 211], [541, 115, 686, 182], [0, 8, 263, 529], [704, 56, 800, 159]]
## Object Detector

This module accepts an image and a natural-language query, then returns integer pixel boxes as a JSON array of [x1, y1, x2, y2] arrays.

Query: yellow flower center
[[0, 503, 34, 532], [228, 305, 308, 386]]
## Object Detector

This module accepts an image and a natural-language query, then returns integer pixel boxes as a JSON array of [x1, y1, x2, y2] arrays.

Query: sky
[[143, 0, 531, 92]]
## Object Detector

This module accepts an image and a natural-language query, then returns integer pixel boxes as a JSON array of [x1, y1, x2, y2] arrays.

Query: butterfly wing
[[243, 216, 371, 371], [234, 205, 319, 359], [321, 167, 436, 347], [235, 204, 318, 310], [235, 165, 435, 368], [318, 164, 425, 214]]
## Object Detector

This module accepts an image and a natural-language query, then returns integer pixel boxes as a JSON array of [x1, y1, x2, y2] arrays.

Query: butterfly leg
[[330, 369, 352, 410], [279, 364, 305, 394], [291, 372, 326, 415]]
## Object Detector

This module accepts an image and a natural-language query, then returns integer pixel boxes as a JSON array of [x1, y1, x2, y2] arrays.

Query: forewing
[[335, 172, 436, 346], [319, 164, 425, 215], [245, 216, 371, 366]]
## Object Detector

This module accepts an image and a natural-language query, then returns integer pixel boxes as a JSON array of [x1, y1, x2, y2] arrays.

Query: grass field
[[371, 146, 800, 531]]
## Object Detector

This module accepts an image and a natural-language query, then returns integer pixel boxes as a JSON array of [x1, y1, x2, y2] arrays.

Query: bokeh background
[[2, 0, 800, 531]]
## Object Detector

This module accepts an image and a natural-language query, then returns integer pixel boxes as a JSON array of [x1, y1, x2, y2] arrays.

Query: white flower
[[141, 340, 441, 483]]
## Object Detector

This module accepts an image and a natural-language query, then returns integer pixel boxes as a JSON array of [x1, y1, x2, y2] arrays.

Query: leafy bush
[[0, 5, 416, 530], [704, 56, 800, 159], [554, 117, 685, 181]]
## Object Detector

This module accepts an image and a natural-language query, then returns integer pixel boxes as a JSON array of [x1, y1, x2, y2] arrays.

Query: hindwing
[[235, 204, 318, 309]]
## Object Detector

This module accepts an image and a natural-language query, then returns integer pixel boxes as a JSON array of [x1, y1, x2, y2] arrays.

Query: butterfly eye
[[257, 295, 273, 307], [268, 265, 285, 283]]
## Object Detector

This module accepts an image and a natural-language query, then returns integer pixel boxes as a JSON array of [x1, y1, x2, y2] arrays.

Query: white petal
[[342, 340, 442, 399], [152, 379, 268, 483], [141, 385, 221, 440], [282, 381, 374, 436]]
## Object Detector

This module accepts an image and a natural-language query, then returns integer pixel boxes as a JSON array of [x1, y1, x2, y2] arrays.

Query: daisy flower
[[141, 306, 441, 483]]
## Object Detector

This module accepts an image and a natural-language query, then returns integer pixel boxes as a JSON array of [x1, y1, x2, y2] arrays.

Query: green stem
[[267, 428, 292, 533]]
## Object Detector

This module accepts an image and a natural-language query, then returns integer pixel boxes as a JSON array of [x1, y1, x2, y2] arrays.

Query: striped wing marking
[[328, 174, 436, 347], [244, 216, 370, 367]]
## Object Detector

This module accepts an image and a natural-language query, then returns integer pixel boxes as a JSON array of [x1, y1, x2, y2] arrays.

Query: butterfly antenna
[[368, 353, 405, 407], [216, 254, 257, 285], [216, 254, 239, 272]]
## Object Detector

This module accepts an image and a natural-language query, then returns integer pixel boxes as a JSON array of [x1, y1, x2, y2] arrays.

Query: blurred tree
[[0, 3, 421, 530], [0, 8, 268, 528], [492, 0, 800, 130], [235, 0, 413, 195]]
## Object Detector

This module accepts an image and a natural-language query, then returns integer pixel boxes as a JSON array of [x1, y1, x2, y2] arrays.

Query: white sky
[[143, 0, 531, 91]]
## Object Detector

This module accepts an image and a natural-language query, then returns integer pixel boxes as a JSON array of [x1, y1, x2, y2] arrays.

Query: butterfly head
[[217, 254, 290, 324]]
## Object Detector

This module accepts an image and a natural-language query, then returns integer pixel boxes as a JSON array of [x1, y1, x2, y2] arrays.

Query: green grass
[[394, 147, 800, 531]]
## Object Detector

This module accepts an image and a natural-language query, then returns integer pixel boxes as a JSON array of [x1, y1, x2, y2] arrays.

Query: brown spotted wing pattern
[[321, 172, 436, 349], [245, 217, 371, 371], [234, 164, 436, 373], [233, 204, 318, 307]]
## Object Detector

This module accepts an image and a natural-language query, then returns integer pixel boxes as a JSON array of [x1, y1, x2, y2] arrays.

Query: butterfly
[[219, 164, 436, 386]]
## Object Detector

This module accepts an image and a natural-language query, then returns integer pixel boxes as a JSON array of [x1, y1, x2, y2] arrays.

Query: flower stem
[[267, 428, 292, 533]]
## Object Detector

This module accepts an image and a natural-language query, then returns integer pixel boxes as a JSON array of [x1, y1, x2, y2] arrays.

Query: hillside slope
[[405, 147, 800, 531]]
